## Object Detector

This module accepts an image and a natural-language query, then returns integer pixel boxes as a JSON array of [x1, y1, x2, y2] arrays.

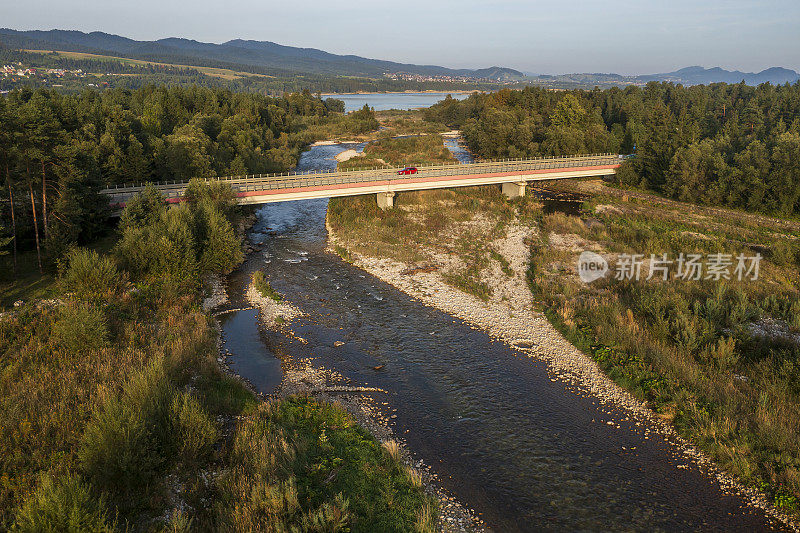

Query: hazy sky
[[2, 0, 799, 74]]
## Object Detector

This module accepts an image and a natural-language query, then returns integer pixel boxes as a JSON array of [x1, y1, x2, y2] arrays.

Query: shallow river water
[[218, 142, 785, 531]]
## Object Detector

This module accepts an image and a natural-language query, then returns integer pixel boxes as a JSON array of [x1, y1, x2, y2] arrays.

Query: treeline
[[424, 82, 800, 217], [0, 85, 350, 269]]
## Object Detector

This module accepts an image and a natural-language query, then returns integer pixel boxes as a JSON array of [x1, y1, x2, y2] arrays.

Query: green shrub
[[170, 392, 218, 468], [184, 178, 236, 216], [79, 359, 175, 494], [119, 184, 166, 232], [12, 473, 115, 532], [52, 304, 109, 354], [79, 357, 220, 503], [115, 207, 199, 290], [59, 248, 126, 302], [710, 336, 739, 370], [195, 201, 243, 275], [116, 182, 242, 284]]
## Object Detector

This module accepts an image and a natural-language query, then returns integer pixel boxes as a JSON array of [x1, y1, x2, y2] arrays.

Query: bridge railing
[[102, 154, 621, 201]]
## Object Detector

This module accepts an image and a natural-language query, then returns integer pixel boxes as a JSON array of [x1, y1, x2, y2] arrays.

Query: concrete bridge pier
[[502, 181, 527, 199], [377, 191, 395, 210]]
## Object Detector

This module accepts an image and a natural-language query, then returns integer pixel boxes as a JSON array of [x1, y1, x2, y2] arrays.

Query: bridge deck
[[102, 154, 622, 207]]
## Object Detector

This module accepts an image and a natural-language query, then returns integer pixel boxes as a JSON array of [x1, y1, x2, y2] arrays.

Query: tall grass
[[530, 197, 800, 514], [214, 397, 436, 533], [58, 248, 127, 302]]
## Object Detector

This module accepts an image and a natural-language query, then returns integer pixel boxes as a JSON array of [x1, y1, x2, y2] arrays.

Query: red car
[[398, 167, 418, 175]]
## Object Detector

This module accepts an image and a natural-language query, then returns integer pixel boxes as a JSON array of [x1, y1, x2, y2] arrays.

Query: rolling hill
[[0, 28, 526, 81]]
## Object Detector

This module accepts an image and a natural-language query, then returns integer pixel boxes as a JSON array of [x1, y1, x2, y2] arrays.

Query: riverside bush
[[79, 357, 220, 504], [119, 184, 166, 232], [59, 248, 126, 302], [170, 392, 219, 468], [214, 397, 435, 533], [51, 304, 109, 354], [115, 183, 242, 288], [79, 359, 177, 496], [11, 474, 115, 533]]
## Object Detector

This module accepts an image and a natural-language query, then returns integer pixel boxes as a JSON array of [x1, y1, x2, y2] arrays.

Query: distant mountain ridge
[[0, 28, 526, 81], [533, 66, 799, 87], [639, 66, 800, 85], [0, 29, 797, 87]]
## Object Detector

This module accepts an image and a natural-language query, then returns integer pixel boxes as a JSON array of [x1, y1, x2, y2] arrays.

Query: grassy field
[[337, 133, 457, 171], [23, 49, 274, 80]]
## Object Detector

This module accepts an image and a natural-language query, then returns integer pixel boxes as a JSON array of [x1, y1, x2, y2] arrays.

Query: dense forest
[[0, 85, 368, 271], [424, 82, 800, 217]]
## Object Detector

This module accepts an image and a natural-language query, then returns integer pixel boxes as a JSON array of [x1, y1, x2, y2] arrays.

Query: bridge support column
[[376, 191, 395, 210], [502, 181, 527, 199]]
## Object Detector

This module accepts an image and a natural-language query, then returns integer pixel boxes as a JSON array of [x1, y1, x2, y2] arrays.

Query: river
[[217, 128, 784, 531], [322, 91, 471, 112]]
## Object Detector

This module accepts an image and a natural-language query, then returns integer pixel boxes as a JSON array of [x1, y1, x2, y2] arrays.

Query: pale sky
[[2, 0, 799, 74]]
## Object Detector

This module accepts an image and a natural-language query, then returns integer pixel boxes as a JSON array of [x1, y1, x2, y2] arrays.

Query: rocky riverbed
[[209, 218, 486, 532], [326, 212, 798, 532]]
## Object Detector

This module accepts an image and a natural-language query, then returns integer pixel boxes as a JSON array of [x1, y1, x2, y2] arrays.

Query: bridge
[[102, 154, 622, 211]]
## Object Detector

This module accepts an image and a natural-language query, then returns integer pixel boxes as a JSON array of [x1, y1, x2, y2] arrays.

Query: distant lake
[[323, 91, 473, 112]]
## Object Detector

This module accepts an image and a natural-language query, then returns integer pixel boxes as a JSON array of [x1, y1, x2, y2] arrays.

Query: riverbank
[[213, 213, 486, 532], [274, 360, 487, 533], [325, 190, 798, 531]]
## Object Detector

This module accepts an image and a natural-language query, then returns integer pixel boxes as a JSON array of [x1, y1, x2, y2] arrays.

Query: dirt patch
[[594, 204, 623, 216], [548, 232, 602, 253]]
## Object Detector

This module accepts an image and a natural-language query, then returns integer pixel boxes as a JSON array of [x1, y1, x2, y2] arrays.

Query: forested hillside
[[0, 86, 362, 271], [424, 82, 800, 217]]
